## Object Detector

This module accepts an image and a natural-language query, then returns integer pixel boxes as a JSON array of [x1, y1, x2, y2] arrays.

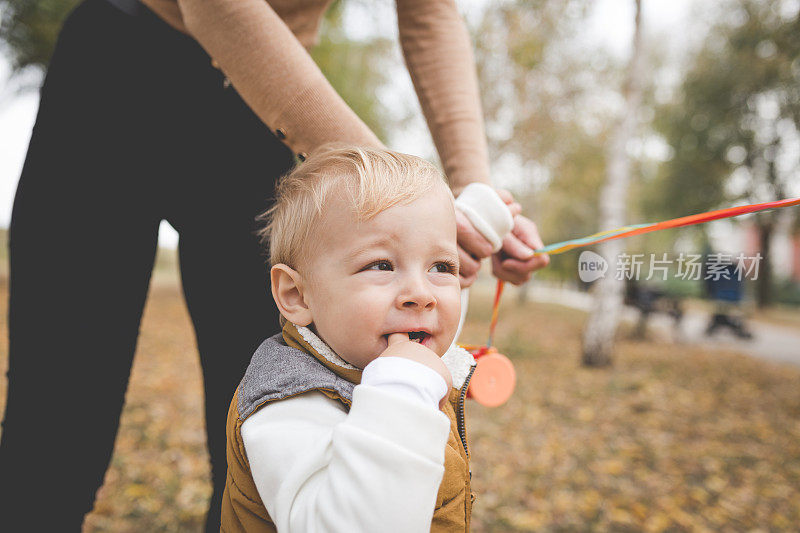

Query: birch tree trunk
[[581, 0, 644, 367]]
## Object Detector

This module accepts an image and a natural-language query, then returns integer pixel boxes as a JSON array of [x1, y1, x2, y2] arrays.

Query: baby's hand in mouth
[[380, 333, 453, 408], [386, 331, 431, 347], [388, 332, 426, 344], [387, 332, 413, 345]]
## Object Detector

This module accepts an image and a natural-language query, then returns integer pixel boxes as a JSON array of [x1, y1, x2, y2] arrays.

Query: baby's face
[[300, 184, 462, 369]]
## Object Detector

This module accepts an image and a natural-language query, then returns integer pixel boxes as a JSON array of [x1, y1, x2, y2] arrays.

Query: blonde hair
[[258, 144, 449, 271]]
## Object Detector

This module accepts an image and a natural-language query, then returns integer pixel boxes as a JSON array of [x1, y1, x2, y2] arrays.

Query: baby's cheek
[[352, 321, 381, 357], [442, 291, 462, 323]]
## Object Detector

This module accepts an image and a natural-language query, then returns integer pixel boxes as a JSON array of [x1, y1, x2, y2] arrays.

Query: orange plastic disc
[[466, 351, 516, 407]]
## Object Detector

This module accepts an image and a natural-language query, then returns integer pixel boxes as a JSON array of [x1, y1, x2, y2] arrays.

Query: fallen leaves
[[462, 287, 800, 532]]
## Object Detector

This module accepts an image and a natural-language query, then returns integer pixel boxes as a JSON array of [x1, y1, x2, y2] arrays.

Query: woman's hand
[[455, 188, 549, 287], [491, 214, 550, 285]]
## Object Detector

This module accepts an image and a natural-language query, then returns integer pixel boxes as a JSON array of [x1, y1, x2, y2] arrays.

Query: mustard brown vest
[[220, 322, 476, 532]]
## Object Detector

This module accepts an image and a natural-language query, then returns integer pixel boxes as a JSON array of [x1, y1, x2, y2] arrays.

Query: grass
[[0, 268, 799, 531]]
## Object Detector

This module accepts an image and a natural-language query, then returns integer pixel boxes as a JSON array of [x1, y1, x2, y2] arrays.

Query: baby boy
[[221, 145, 508, 533]]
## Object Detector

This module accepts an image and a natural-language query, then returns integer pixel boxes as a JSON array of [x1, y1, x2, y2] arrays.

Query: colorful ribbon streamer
[[484, 196, 800, 347], [533, 196, 800, 256], [486, 279, 505, 347]]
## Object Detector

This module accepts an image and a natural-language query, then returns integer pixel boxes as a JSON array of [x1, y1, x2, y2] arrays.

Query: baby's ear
[[270, 264, 312, 326]]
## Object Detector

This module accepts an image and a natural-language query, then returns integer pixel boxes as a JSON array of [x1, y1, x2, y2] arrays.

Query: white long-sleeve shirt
[[241, 356, 452, 532]]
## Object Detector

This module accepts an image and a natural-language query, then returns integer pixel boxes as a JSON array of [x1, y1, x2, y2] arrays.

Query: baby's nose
[[402, 293, 435, 309], [399, 279, 436, 310]]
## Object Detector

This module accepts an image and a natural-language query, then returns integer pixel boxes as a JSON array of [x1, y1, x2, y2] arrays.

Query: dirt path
[[679, 310, 800, 366]]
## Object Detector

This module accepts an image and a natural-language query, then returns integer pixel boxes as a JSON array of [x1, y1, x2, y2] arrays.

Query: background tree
[[309, 0, 393, 142], [0, 0, 78, 73], [650, 0, 800, 307], [581, 0, 645, 367]]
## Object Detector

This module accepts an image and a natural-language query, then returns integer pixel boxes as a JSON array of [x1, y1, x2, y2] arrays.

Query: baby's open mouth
[[384, 331, 432, 346], [408, 331, 427, 343]]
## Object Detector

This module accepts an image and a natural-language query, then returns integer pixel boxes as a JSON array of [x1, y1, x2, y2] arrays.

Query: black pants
[[0, 0, 292, 530]]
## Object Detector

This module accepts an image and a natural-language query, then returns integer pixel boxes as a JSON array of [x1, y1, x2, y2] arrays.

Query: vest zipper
[[456, 363, 477, 458]]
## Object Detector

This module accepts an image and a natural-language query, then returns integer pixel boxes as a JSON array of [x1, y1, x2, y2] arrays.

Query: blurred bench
[[624, 280, 684, 339]]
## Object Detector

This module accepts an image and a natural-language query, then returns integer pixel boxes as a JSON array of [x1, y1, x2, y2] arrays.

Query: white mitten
[[451, 183, 515, 349], [454, 183, 514, 252]]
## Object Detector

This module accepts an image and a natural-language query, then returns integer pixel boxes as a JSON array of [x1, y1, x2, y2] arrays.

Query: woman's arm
[[397, 0, 491, 196], [177, 0, 487, 189], [176, 0, 384, 158]]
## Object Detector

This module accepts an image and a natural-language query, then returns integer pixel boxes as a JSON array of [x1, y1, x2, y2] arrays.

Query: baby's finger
[[387, 333, 409, 345]]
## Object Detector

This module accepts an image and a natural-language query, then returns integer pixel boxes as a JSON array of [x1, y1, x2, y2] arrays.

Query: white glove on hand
[[454, 183, 514, 252]]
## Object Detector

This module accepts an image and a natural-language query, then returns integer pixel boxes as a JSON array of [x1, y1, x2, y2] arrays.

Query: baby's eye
[[429, 260, 457, 274], [365, 260, 393, 271]]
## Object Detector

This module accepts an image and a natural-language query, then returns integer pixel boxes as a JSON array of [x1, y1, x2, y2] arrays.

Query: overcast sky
[[0, 0, 695, 248]]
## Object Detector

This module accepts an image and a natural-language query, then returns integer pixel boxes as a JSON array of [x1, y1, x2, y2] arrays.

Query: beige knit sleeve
[[396, 0, 492, 195], [176, 0, 384, 159]]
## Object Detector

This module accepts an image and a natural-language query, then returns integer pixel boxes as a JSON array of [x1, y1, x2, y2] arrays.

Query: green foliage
[[0, 0, 79, 71], [649, 0, 800, 307], [310, 0, 393, 143], [532, 129, 608, 280], [650, 0, 800, 219]]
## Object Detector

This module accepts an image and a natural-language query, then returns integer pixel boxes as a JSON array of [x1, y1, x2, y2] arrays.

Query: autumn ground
[[1, 255, 799, 532]]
